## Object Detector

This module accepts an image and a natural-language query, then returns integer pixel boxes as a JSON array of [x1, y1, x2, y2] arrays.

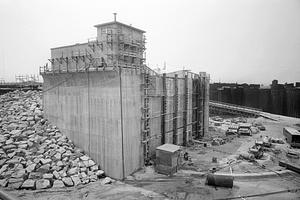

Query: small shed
[[155, 144, 182, 175], [283, 127, 300, 147]]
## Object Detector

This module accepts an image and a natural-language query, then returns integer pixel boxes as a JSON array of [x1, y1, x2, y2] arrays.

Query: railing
[[209, 101, 262, 117], [210, 100, 262, 112], [39, 63, 158, 76], [0, 81, 42, 87]]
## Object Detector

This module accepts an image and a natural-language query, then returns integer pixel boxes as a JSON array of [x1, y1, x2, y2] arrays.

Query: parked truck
[[226, 125, 239, 136], [238, 123, 252, 136]]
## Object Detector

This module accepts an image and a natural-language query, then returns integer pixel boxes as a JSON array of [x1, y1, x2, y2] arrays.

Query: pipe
[[113, 13, 117, 22], [206, 173, 234, 188]]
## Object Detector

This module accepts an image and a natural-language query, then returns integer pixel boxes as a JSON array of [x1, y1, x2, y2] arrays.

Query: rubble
[[101, 177, 113, 185], [211, 138, 225, 146], [0, 90, 106, 190], [270, 137, 285, 144]]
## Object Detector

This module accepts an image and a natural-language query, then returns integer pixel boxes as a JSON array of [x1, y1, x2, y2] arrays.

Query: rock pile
[[0, 90, 106, 190]]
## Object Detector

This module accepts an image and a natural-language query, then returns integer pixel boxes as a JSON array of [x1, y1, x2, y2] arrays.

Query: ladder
[[142, 70, 151, 165]]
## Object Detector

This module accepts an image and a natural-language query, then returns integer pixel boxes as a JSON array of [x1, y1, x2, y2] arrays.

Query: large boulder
[[35, 179, 50, 190], [62, 177, 73, 187], [21, 179, 36, 189], [52, 180, 64, 188]]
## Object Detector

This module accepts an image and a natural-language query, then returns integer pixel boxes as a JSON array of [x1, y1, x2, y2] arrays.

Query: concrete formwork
[[42, 67, 209, 179]]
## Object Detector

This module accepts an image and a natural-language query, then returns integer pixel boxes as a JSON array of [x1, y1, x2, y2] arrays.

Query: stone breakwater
[[0, 90, 112, 190]]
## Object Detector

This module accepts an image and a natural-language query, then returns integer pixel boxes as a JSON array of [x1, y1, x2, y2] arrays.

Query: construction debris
[[270, 137, 285, 144], [249, 145, 264, 159], [211, 138, 225, 146], [286, 150, 300, 159], [0, 90, 106, 190], [238, 153, 255, 161]]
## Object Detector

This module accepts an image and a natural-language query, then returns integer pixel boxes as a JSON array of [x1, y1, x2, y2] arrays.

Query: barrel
[[206, 173, 234, 188]]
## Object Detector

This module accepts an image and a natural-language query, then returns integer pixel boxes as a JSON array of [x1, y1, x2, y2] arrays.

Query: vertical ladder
[[142, 70, 151, 165]]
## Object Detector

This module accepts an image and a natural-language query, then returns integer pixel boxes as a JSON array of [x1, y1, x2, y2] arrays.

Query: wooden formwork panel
[[148, 76, 163, 155], [165, 78, 175, 144], [177, 78, 185, 144], [187, 78, 193, 135]]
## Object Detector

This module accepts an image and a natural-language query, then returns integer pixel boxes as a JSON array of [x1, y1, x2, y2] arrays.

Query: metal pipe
[[113, 13, 117, 22], [206, 173, 234, 188]]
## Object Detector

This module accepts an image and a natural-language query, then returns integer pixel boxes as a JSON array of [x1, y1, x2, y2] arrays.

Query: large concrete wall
[[43, 70, 142, 179], [42, 69, 209, 179]]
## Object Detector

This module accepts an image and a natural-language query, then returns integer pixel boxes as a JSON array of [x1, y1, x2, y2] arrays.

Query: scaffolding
[[15, 74, 40, 83], [141, 69, 151, 164], [99, 27, 146, 67]]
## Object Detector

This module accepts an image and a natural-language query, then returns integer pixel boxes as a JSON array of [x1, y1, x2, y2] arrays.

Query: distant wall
[[210, 83, 300, 118]]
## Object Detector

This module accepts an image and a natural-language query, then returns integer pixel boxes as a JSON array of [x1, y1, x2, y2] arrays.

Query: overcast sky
[[0, 0, 299, 84]]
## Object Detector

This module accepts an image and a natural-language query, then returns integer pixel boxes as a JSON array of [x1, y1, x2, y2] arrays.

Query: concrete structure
[[40, 16, 209, 179]]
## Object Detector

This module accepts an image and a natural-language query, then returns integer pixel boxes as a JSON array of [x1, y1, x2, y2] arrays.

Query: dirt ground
[[5, 181, 167, 200], [125, 113, 300, 200], [126, 170, 300, 200], [4, 113, 300, 200]]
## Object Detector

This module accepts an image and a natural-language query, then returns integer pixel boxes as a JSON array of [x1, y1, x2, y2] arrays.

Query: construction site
[[0, 15, 300, 200]]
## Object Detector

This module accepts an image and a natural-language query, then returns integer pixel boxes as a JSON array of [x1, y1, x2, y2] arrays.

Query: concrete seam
[[119, 67, 125, 179], [88, 71, 91, 155]]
